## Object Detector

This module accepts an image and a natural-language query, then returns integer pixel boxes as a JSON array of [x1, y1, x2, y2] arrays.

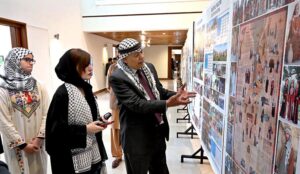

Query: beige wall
[[0, 0, 117, 95], [144, 45, 168, 78]]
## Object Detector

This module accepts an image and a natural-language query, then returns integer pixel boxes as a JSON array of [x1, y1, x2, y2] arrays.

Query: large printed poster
[[233, 8, 287, 174], [200, 0, 230, 173]]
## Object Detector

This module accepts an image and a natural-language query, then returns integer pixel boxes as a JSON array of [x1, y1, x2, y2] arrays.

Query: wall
[[0, 0, 116, 95], [81, 0, 210, 32], [144, 45, 168, 78]]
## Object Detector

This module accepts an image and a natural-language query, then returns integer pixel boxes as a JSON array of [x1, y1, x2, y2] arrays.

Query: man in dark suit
[[109, 38, 195, 174]]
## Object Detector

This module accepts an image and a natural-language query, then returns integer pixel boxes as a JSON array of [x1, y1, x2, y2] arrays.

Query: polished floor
[[0, 79, 213, 174], [99, 80, 213, 174]]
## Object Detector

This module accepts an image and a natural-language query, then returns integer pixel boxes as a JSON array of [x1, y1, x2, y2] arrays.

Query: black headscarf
[[55, 49, 98, 120]]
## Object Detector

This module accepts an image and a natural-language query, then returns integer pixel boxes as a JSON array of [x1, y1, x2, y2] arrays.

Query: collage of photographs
[[182, 0, 300, 174], [182, 0, 300, 173]]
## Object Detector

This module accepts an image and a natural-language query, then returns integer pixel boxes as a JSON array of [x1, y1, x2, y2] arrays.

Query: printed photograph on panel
[[213, 63, 227, 77], [201, 98, 223, 171], [285, 0, 300, 65], [279, 66, 300, 126], [194, 21, 206, 62], [213, 43, 228, 61], [230, 63, 237, 96], [194, 81, 203, 95], [233, 7, 287, 174], [202, 108, 211, 152], [233, 0, 244, 26], [192, 113, 201, 131], [267, 0, 295, 10], [274, 121, 300, 174], [231, 26, 240, 62], [194, 62, 204, 80], [206, 17, 218, 50], [225, 154, 246, 174], [226, 122, 234, 156], [244, 0, 260, 21], [228, 96, 236, 125]]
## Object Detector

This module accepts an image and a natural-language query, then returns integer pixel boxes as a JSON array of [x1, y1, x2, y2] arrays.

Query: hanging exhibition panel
[[233, 7, 287, 174], [196, 0, 231, 173], [182, 0, 300, 173], [274, 1, 300, 174], [192, 16, 206, 133]]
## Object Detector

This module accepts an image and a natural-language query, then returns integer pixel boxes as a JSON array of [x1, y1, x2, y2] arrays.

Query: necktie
[[136, 69, 163, 124]]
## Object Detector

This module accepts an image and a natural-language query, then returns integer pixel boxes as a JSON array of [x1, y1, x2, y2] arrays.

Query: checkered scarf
[[117, 60, 160, 100], [0, 48, 36, 91]]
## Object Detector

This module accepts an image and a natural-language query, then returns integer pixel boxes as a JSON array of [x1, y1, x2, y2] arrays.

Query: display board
[[183, 0, 300, 174]]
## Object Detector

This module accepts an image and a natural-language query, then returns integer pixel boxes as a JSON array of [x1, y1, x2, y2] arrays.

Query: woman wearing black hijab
[[46, 49, 107, 174]]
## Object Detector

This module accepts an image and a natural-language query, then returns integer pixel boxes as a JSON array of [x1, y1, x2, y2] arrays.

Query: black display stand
[[176, 124, 197, 139], [176, 112, 190, 123], [177, 104, 188, 113], [181, 146, 208, 164]]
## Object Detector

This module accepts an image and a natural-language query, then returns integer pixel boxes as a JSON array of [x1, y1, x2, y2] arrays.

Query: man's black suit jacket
[[109, 63, 176, 155]]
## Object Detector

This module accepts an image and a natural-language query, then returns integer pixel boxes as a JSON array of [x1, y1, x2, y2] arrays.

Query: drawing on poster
[[285, 1, 300, 65], [279, 66, 300, 126], [233, 7, 287, 174], [274, 121, 300, 174]]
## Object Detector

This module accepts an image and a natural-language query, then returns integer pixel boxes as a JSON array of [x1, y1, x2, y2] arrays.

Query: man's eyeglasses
[[21, 58, 36, 64]]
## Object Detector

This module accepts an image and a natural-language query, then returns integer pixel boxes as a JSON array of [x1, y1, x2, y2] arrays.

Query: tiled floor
[[0, 79, 214, 174], [98, 80, 213, 174]]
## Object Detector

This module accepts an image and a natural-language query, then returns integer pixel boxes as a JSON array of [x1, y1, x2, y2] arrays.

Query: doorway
[[168, 46, 182, 79]]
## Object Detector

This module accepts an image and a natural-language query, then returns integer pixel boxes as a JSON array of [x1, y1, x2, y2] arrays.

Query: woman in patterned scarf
[[46, 49, 108, 174], [0, 47, 49, 174]]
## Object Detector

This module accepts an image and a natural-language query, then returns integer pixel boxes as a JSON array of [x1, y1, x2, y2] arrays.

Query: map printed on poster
[[233, 7, 287, 174], [199, 0, 230, 173]]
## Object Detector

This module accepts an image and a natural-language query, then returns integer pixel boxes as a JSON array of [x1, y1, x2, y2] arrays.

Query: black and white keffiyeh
[[117, 59, 160, 100], [117, 38, 143, 59], [116, 38, 160, 100], [0, 47, 36, 91], [65, 83, 101, 173]]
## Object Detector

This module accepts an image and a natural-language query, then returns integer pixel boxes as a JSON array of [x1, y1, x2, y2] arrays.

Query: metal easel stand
[[177, 104, 188, 113], [176, 112, 190, 123], [176, 124, 197, 139], [181, 146, 208, 164]]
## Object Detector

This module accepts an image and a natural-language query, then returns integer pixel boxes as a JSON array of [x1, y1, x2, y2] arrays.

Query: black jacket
[[109, 63, 175, 155]]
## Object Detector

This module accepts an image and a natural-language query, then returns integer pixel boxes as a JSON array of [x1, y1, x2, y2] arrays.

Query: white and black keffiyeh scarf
[[117, 60, 160, 100], [65, 83, 101, 173], [0, 47, 36, 91]]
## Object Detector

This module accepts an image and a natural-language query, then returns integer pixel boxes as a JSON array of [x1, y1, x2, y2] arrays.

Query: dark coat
[[46, 85, 107, 174], [45, 49, 107, 174], [109, 63, 175, 155]]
